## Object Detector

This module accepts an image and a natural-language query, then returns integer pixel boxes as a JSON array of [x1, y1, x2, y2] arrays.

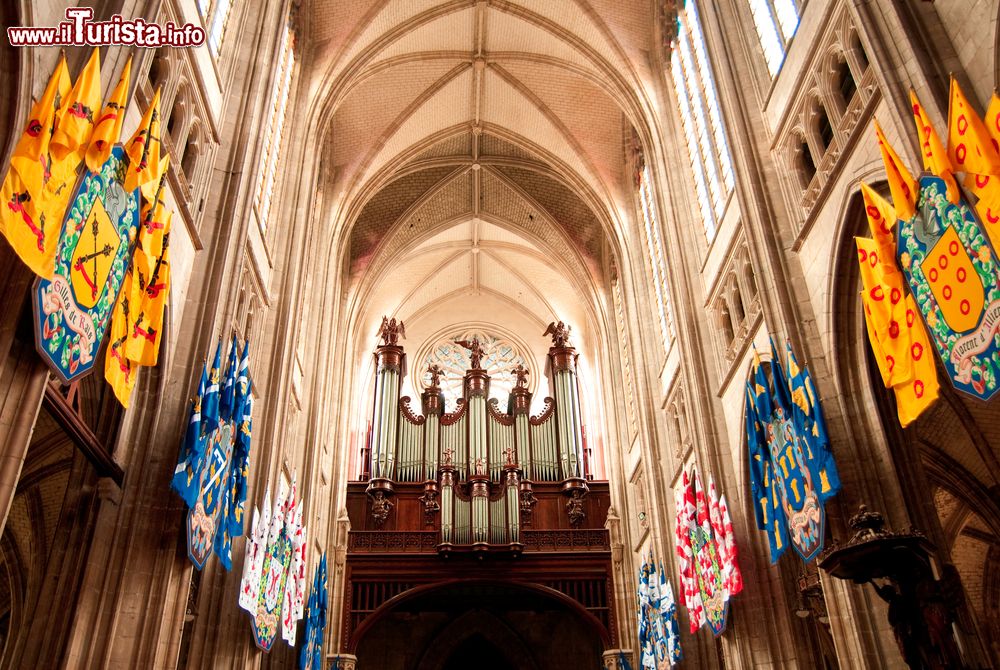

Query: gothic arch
[[348, 578, 613, 655], [414, 608, 540, 670], [827, 174, 1000, 666]]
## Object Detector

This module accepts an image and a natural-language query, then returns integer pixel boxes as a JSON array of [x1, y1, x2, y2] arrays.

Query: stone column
[[601, 649, 634, 670], [331, 652, 357, 670], [0, 246, 49, 534]]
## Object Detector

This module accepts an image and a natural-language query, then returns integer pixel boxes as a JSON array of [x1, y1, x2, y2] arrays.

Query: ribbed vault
[[304, 0, 661, 448], [310, 0, 659, 287]]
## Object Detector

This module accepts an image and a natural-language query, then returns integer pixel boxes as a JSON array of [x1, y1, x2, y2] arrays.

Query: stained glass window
[[255, 23, 295, 231], [207, 0, 234, 55], [637, 167, 675, 351], [420, 331, 529, 407], [670, 1, 734, 240], [748, 0, 800, 76]]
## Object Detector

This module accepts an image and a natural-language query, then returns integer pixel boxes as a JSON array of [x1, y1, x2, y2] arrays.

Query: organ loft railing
[[361, 317, 593, 555]]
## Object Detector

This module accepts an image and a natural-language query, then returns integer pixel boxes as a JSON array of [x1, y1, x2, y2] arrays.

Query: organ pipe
[[365, 318, 590, 550]]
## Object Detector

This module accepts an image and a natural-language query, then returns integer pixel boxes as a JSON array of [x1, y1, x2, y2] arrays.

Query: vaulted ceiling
[[301, 0, 661, 358]]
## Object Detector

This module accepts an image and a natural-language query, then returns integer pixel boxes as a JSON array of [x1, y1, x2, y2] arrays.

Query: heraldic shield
[[187, 420, 235, 569], [692, 524, 728, 636], [898, 175, 1000, 400], [32, 145, 140, 383], [765, 408, 824, 562]]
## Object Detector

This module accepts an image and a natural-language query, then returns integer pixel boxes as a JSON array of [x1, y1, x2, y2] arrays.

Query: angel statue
[[455, 337, 485, 369], [377, 316, 405, 345], [543, 320, 572, 347], [427, 363, 444, 388]]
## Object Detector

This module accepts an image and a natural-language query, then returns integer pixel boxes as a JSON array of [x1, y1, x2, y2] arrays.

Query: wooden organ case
[[341, 320, 619, 667]]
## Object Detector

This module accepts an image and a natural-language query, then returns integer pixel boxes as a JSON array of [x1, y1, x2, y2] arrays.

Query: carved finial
[[543, 321, 571, 347], [442, 446, 454, 466], [512, 364, 529, 389], [427, 363, 444, 388], [455, 337, 485, 369], [474, 456, 486, 476], [377, 316, 405, 346]]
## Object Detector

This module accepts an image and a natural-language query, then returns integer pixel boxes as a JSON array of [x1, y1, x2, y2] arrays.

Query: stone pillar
[[601, 649, 634, 670], [331, 652, 357, 670], [0, 245, 49, 534]]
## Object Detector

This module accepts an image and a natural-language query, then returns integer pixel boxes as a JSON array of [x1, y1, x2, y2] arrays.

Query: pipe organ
[[341, 319, 619, 659], [361, 319, 594, 553]]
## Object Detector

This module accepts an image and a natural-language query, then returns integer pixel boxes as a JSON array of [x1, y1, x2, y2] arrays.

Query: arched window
[[208, 0, 235, 56], [167, 86, 188, 150], [797, 134, 816, 186], [748, 0, 801, 76], [741, 255, 758, 300], [255, 23, 295, 232], [850, 32, 869, 73], [730, 277, 746, 325], [637, 166, 676, 352], [816, 103, 834, 153], [147, 50, 167, 91], [419, 330, 530, 408], [719, 300, 735, 345], [835, 57, 857, 106], [670, 0, 735, 241], [182, 124, 201, 186]]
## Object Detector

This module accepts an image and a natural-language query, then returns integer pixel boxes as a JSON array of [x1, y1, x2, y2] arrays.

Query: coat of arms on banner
[[898, 175, 1000, 400], [187, 419, 235, 569], [240, 477, 308, 652], [32, 145, 140, 382], [675, 467, 741, 638], [746, 344, 840, 564], [764, 409, 823, 560], [253, 527, 292, 651]]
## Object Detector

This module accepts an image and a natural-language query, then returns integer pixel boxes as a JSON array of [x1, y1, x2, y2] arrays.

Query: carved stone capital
[[601, 649, 634, 670], [332, 654, 358, 670]]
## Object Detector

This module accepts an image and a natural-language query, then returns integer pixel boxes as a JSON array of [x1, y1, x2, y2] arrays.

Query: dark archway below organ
[[354, 581, 601, 670]]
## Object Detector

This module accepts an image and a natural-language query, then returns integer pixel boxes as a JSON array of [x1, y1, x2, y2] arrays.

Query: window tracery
[[255, 23, 296, 233], [636, 166, 676, 354], [670, 0, 734, 240], [140, 16, 217, 218], [419, 330, 529, 407], [773, 9, 874, 228], [709, 240, 761, 368], [748, 0, 800, 76], [208, 0, 235, 56], [665, 383, 691, 463]]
